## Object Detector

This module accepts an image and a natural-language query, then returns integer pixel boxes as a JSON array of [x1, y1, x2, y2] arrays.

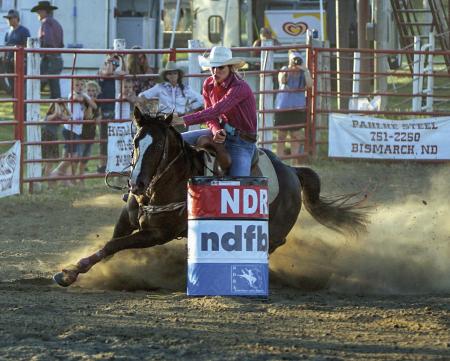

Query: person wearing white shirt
[[50, 79, 96, 185], [137, 61, 203, 130]]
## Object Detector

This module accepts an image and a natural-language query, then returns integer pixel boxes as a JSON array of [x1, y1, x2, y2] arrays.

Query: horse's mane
[[134, 110, 203, 175]]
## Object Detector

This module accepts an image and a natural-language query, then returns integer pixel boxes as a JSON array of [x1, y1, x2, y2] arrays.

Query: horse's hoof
[[53, 269, 78, 287]]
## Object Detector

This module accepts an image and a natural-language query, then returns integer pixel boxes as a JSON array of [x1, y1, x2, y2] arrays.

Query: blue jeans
[[62, 128, 83, 157], [41, 55, 63, 99], [182, 129, 256, 176]]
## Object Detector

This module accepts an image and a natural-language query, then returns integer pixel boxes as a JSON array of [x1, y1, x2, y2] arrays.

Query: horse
[[53, 108, 368, 287]]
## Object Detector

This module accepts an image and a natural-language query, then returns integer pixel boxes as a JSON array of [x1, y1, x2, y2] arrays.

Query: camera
[[293, 57, 303, 65], [111, 59, 120, 67]]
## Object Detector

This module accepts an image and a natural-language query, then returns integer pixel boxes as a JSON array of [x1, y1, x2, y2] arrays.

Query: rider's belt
[[223, 122, 258, 143]]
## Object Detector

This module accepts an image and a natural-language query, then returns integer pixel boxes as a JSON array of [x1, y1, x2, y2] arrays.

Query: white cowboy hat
[[159, 61, 184, 79], [198, 46, 246, 69]]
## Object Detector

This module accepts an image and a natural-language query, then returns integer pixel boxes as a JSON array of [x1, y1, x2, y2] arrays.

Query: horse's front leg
[[53, 228, 170, 287], [112, 203, 138, 239]]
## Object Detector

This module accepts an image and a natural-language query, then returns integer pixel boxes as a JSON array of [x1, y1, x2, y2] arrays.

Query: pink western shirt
[[183, 73, 257, 135]]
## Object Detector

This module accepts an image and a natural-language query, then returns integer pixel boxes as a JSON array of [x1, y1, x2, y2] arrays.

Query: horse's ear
[[133, 105, 144, 128], [164, 113, 173, 124]]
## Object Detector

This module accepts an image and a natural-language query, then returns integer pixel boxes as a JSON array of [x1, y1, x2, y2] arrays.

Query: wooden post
[[357, 0, 371, 94], [313, 39, 330, 157], [259, 39, 274, 150], [188, 39, 202, 131], [113, 38, 126, 121], [412, 36, 421, 111], [374, 0, 389, 109], [336, 0, 353, 109], [26, 38, 42, 193]]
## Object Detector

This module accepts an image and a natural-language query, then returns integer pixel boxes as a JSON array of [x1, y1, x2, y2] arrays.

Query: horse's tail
[[293, 166, 369, 236]]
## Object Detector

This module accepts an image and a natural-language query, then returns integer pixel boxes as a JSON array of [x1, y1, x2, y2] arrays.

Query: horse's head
[[129, 106, 177, 196]]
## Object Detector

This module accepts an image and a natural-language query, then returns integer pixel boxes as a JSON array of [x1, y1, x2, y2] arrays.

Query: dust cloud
[[271, 168, 450, 294], [77, 239, 187, 291], [71, 169, 449, 295]]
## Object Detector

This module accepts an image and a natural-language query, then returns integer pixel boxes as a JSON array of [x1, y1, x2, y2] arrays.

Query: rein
[[139, 126, 188, 215]]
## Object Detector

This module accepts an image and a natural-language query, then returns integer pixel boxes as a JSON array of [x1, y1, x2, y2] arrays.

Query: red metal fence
[[1, 43, 449, 193]]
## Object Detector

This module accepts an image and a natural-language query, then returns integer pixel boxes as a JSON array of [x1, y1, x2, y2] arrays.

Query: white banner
[[329, 113, 450, 160], [0, 141, 21, 198], [106, 122, 134, 172], [264, 10, 327, 44]]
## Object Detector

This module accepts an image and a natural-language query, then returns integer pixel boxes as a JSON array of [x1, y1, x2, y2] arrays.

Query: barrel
[[187, 177, 269, 296]]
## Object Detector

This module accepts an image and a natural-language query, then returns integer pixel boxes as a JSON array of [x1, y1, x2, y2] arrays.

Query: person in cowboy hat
[[137, 61, 203, 129], [31, 1, 64, 99], [173, 46, 258, 176]]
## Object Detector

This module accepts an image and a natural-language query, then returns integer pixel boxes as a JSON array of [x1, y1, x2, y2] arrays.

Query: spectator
[[50, 79, 96, 185], [126, 46, 155, 96], [97, 53, 125, 173], [274, 50, 312, 157], [2, 9, 30, 94], [115, 78, 135, 124], [80, 81, 102, 184], [31, 1, 64, 100], [137, 61, 203, 131], [251, 27, 281, 56], [41, 100, 69, 179]]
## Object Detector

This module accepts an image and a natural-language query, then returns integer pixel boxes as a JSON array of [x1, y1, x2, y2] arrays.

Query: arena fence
[[1, 40, 449, 194], [312, 45, 450, 158]]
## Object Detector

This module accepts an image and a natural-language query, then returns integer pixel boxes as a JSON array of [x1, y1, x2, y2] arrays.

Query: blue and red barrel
[[187, 177, 269, 296]]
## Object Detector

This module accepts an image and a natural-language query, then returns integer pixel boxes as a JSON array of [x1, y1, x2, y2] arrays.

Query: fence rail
[[1, 40, 450, 193]]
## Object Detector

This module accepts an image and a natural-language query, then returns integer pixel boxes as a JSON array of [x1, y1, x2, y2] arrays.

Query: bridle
[[132, 124, 187, 215]]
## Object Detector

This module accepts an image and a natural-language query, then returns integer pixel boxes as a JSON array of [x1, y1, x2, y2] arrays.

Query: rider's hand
[[213, 129, 226, 143]]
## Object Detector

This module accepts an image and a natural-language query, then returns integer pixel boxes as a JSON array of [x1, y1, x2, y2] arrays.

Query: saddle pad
[[252, 149, 279, 204], [202, 149, 279, 204]]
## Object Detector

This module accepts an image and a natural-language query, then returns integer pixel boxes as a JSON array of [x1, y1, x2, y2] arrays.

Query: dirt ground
[[0, 160, 449, 360]]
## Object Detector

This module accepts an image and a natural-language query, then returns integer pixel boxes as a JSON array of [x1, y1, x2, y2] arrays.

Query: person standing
[[126, 46, 155, 96], [252, 27, 281, 48], [137, 61, 203, 131], [274, 50, 312, 157], [31, 1, 64, 100], [96, 53, 125, 173], [251, 27, 281, 58], [79, 81, 102, 185], [2, 9, 30, 94], [173, 46, 257, 177]]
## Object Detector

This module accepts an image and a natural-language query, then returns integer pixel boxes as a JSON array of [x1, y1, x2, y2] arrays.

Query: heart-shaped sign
[[282, 22, 308, 36]]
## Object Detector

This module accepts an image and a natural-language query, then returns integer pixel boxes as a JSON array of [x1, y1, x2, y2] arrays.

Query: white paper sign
[[106, 122, 134, 172], [329, 113, 450, 160], [0, 141, 21, 197]]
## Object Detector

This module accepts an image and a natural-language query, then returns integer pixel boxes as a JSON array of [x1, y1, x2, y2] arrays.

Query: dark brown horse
[[53, 108, 368, 287]]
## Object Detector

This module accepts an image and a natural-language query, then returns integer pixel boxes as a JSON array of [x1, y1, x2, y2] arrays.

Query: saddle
[[196, 135, 232, 176], [196, 135, 279, 203]]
